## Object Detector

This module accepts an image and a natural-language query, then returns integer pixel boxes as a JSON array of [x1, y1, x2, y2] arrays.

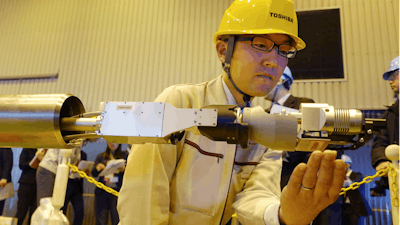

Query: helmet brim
[[383, 69, 399, 80]]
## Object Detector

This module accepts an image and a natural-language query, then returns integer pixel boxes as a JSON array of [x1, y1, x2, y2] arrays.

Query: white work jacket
[[118, 75, 283, 225]]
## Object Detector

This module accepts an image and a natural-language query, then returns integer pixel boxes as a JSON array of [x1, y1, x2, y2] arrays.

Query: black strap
[[224, 36, 237, 67], [223, 36, 252, 108]]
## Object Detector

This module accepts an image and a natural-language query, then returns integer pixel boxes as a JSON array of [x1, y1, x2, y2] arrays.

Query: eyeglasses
[[236, 36, 297, 59]]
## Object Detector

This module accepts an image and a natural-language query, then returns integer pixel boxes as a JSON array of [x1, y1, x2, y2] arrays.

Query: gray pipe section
[[0, 94, 85, 149], [242, 106, 298, 152]]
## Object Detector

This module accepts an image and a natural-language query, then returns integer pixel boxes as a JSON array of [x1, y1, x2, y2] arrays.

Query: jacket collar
[[204, 75, 233, 107]]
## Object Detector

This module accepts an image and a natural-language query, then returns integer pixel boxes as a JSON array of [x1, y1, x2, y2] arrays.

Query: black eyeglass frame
[[234, 36, 298, 59]]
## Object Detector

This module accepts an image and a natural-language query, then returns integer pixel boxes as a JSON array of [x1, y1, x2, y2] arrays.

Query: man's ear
[[216, 40, 227, 64]]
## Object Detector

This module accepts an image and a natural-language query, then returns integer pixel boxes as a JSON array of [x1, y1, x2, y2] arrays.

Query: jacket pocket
[[169, 135, 225, 216]]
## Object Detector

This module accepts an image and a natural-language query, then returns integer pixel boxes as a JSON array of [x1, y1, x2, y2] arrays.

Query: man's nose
[[261, 47, 279, 68]]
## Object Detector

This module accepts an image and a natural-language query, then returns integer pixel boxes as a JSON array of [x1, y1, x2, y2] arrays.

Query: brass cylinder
[[0, 94, 85, 148]]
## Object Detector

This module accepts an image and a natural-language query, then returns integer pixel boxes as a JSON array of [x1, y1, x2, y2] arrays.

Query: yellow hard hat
[[214, 0, 306, 50]]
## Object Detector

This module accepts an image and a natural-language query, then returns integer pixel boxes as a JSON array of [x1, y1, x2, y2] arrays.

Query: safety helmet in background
[[341, 154, 353, 164], [281, 66, 294, 90], [214, 0, 306, 50], [383, 56, 399, 80]]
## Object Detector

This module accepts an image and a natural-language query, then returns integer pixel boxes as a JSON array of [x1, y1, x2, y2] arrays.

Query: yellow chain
[[339, 164, 398, 207], [67, 162, 399, 206], [67, 163, 119, 197], [388, 164, 399, 207]]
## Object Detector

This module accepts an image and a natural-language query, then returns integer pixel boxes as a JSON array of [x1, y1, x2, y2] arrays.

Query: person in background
[[370, 56, 399, 196], [340, 155, 372, 225], [92, 142, 128, 225], [15, 148, 44, 225], [61, 141, 90, 225], [36, 143, 82, 205], [0, 148, 13, 215], [117, 0, 346, 224]]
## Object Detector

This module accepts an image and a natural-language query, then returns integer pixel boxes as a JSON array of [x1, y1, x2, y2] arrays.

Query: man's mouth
[[257, 74, 274, 81]]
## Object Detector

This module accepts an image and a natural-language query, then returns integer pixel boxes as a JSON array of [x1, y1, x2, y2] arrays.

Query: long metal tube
[[0, 94, 85, 148]]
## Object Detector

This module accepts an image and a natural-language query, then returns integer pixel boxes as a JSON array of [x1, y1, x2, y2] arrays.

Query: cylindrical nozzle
[[0, 94, 85, 148]]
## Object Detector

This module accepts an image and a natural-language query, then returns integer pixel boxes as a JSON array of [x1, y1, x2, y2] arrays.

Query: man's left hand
[[279, 150, 346, 225]]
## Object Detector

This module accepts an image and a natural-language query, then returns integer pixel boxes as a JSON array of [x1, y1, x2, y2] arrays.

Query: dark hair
[[102, 143, 124, 160]]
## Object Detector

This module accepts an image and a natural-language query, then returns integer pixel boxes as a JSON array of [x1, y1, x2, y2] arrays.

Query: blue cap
[[383, 56, 399, 80]]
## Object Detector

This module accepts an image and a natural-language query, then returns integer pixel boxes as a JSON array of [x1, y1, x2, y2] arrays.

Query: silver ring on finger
[[301, 184, 314, 191]]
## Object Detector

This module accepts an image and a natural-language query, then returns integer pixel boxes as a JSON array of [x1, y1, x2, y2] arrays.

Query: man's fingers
[[313, 150, 337, 197], [301, 151, 323, 190], [328, 159, 346, 200], [286, 163, 307, 195]]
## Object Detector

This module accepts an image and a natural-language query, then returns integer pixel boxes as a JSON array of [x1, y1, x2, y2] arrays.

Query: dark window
[[289, 8, 345, 81]]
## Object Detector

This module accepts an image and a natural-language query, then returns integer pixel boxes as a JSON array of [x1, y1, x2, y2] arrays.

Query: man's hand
[[96, 163, 106, 171], [279, 150, 346, 225], [0, 179, 7, 187], [375, 161, 389, 177]]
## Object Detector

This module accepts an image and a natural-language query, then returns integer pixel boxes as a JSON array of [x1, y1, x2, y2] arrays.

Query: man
[[265, 66, 315, 190], [370, 56, 399, 195], [340, 155, 371, 225], [118, 1, 346, 224]]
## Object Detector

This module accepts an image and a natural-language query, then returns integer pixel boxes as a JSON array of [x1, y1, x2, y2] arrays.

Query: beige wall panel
[[0, 0, 398, 113]]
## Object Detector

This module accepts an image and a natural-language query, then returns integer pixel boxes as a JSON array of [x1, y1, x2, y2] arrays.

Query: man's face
[[388, 70, 399, 94], [229, 34, 289, 96]]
